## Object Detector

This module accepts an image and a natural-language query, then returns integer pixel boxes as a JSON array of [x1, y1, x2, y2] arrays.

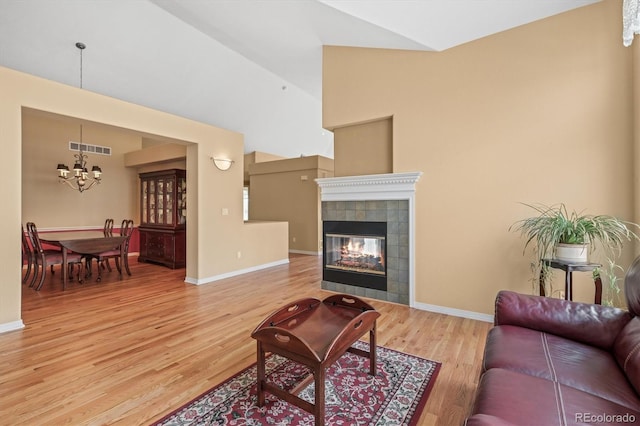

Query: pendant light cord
[[76, 42, 86, 89], [79, 47, 83, 89], [75, 42, 86, 150]]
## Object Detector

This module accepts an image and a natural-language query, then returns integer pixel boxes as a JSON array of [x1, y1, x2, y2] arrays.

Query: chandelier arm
[[58, 175, 100, 193], [83, 179, 100, 191], [59, 178, 80, 191]]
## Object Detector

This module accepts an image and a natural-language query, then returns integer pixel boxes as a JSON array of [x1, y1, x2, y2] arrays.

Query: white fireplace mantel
[[315, 172, 422, 202]]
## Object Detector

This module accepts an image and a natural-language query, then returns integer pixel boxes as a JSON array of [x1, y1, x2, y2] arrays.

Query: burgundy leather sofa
[[465, 256, 640, 426]]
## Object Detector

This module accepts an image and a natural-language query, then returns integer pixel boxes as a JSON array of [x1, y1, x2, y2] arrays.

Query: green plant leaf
[[510, 203, 640, 299]]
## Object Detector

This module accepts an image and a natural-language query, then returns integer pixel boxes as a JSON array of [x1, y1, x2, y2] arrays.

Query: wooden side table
[[251, 294, 380, 426], [539, 259, 602, 304]]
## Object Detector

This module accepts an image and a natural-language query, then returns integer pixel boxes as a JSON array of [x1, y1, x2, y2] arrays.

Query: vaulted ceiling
[[0, 0, 599, 158]]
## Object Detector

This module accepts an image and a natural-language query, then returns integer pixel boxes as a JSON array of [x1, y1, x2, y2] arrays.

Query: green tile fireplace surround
[[322, 200, 409, 304]]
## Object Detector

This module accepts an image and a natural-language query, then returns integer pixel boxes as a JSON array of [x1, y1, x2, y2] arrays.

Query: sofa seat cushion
[[483, 325, 640, 411], [469, 368, 640, 426]]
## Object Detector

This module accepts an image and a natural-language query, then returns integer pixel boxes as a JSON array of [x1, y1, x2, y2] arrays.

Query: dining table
[[40, 231, 127, 288]]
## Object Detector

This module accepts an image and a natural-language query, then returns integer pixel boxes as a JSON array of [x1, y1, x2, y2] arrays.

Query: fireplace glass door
[[323, 221, 387, 291]]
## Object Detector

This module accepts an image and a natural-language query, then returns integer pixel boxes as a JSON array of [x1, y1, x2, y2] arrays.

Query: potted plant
[[510, 203, 639, 304]]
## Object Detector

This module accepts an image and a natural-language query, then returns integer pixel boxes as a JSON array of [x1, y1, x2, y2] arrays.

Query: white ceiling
[[0, 0, 599, 158]]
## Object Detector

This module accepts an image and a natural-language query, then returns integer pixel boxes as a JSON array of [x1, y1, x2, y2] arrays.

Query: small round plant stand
[[539, 259, 602, 304]]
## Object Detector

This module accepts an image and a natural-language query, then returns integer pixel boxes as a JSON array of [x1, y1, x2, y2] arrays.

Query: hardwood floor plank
[[1, 254, 491, 425]]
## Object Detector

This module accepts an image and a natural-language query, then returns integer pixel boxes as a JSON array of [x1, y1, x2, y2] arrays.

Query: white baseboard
[[185, 258, 290, 285], [0, 320, 25, 334], [181, 257, 493, 323], [289, 249, 321, 256], [412, 301, 494, 323]]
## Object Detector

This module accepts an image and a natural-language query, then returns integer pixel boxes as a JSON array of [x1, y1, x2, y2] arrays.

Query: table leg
[[314, 367, 325, 426], [256, 342, 265, 407], [593, 274, 602, 304], [62, 248, 68, 290], [369, 322, 377, 376], [124, 245, 132, 276], [565, 271, 573, 301], [119, 245, 125, 280]]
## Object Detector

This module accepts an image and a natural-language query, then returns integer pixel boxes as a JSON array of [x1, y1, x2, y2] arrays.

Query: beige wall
[[2, 66, 288, 328], [22, 110, 139, 228], [124, 143, 187, 169], [244, 151, 286, 184], [333, 117, 392, 176], [323, 1, 635, 315], [249, 155, 334, 253]]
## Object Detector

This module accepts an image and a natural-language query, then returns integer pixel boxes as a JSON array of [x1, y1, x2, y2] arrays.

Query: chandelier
[[57, 127, 102, 192], [56, 42, 102, 193]]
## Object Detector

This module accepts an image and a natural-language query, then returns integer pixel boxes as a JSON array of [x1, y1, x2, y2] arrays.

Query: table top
[[252, 294, 380, 363], [543, 258, 602, 271], [41, 230, 121, 241], [40, 231, 126, 254]]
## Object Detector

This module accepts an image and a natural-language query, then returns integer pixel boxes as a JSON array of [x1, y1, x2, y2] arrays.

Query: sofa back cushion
[[614, 317, 640, 395], [495, 291, 632, 350]]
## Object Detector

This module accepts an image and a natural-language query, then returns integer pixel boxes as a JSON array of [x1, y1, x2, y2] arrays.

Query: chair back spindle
[[104, 218, 114, 237], [26, 222, 44, 255]]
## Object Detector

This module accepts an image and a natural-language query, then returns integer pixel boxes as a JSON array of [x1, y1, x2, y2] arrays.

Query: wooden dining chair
[[21, 225, 34, 285], [92, 219, 134, 282], [120, 219, 135, 277], [85, 218, 116, 278], [26, 222, 84, 290]]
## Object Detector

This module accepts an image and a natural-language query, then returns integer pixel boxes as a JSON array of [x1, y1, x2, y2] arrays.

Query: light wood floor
[[1, 254, 491, 425]]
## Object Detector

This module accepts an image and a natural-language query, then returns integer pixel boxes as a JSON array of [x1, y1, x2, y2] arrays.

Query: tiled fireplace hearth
[[316, 172, 422, 306]]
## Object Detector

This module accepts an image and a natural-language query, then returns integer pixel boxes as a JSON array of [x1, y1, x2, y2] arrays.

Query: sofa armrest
[[494, 290, 632, 350]]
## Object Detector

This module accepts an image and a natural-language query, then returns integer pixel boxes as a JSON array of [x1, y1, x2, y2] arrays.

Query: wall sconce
[[211, 157, 234, 171]]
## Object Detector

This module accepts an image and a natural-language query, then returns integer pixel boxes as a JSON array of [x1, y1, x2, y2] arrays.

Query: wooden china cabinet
[[138, 169, 186, 269]]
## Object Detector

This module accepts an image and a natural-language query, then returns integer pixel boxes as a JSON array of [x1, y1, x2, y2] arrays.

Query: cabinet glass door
[[177, 177, 186, 225], [140, 170, 185, 228], [142, 180, 148, 224], [149, 180, 156, 224], [157, 179, 164, 225], [166, 179, 174, 225]]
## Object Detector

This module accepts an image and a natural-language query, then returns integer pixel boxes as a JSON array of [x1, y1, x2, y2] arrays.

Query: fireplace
[[323, 221, 387, 291], [317, 172, 421, 306]]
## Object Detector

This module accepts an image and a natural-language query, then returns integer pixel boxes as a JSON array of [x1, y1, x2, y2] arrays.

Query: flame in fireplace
[[323, 221, 388, 288], [345, 238, 379, 259], [346, 239, 362, 255], [329, 236, 385, 275]]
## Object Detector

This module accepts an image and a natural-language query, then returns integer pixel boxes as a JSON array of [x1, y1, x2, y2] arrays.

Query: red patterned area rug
[[152, 341, 441, 425]]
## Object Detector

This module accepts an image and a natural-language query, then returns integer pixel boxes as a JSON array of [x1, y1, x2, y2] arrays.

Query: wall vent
[[69, 141, 112, 156]]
